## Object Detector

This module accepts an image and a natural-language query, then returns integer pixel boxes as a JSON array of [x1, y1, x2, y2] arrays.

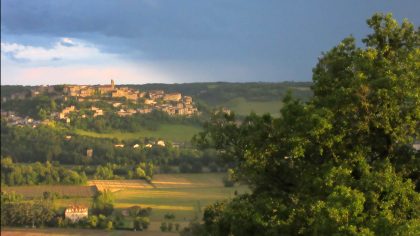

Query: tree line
[[1, 121, 223, 171], [70, 110, 202, 133], [1, 157, 87, 186]]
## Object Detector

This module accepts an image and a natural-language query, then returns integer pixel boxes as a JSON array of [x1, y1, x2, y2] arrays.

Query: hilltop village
[[1, 80, 200, 125]]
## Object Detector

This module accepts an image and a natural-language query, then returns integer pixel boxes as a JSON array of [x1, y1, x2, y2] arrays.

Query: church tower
[[111, 79, 115, 89]]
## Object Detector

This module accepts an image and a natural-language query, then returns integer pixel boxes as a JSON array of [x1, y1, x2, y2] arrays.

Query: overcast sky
[[1, 0, 419, 85]]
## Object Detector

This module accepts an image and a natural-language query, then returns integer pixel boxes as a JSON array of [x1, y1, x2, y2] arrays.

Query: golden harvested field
[[151, 173, 226, 188], [2, 185, 97, 198], [87, 179, 152, 192], [112, 173, 250, 221]]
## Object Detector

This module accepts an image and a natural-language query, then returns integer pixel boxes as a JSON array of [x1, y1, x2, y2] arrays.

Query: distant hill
[[0, 85, 32, 98], [126, 82, 313, 116], [1, 82, 313, 117]]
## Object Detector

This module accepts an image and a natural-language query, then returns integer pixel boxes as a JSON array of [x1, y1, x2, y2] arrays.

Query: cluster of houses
[[2, 80, 200, 120], [0, 111, 42, 128], [81, 140, 169, 160], [84, 140, 167, 157], [57, 105, 104, 123], [59, 80, 199, 118], [113, 140, 165, 149], [63, 79, 146, 100]]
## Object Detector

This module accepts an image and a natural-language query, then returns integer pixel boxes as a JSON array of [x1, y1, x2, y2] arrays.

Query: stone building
[[79, 87, 95, 97], [59, 106, 76, 119], [65, 205, 88, 222], [183, 96, 193, 104], [86, 148, 93, 158], [148, 90, 164, 99], [163, 93, 182, 102]]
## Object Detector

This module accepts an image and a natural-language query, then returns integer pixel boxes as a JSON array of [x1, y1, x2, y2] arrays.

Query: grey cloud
[[2, 0, 419, 82], [60, 41, 75, 47]]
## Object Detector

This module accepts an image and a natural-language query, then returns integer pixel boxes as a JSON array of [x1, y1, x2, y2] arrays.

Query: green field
[[224, 97, 283, 117], [74, 124, 202, 142]]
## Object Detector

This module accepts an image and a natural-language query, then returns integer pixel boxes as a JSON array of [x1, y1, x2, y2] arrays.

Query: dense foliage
[[1, 157, 87, 186], [71, 110, 201, 133], [92, 190, 115, 216], [190, 13, 420, 235], [1, 122, 222, 173], [1, 191, 56, 227]]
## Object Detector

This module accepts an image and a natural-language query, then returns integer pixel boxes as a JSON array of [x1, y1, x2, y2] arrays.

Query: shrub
[[160, 222, 168, 232]]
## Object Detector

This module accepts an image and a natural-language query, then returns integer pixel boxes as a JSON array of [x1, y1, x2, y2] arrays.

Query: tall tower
[[111, 79, 115, 89]]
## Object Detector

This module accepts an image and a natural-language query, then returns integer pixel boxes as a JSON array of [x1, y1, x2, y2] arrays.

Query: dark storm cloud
[[2, 0, 419, 82], [1, 1, 227, 39]]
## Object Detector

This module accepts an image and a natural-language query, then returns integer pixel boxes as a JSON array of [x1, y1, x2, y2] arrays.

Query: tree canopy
[[191, 13, 420, 236]]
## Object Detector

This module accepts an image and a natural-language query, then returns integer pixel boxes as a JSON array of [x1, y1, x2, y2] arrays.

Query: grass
[[87, 179, 152, 191], [2, 185, 97, 198], [113, 186, 248, 221], [224, 97, 283, 117], [112, 173, 249, 221], [73, 124, 202, 142]]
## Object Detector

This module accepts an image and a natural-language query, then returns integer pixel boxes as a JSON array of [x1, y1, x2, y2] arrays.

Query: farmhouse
[[148, 90, 164, 99], [91, 106, 104, 117], [183, 96, 193, 104], [138, 108, 152, 114], [157, 140, 165, 147], [117, 109, 137, 117], [65, 205, 88, 222], [144, 99, 156, 105], [163, 92, 182, 102], [86, 148, 93, 158], [59, 106, 76, 119], [113, 102, 122, 107], [413, 142, 420, 151]]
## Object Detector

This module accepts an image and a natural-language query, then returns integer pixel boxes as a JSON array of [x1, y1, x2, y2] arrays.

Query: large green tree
[[191, 13, 419, 235], [92, 190, 115, 216]]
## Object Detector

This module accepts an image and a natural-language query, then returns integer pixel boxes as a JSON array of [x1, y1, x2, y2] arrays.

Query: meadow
[[110, 173, 249, 231], [113, 173, 248, 221], [73, 124, 202, 142], [2, 185, 96, 198], [224, 97, 283, 117]]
